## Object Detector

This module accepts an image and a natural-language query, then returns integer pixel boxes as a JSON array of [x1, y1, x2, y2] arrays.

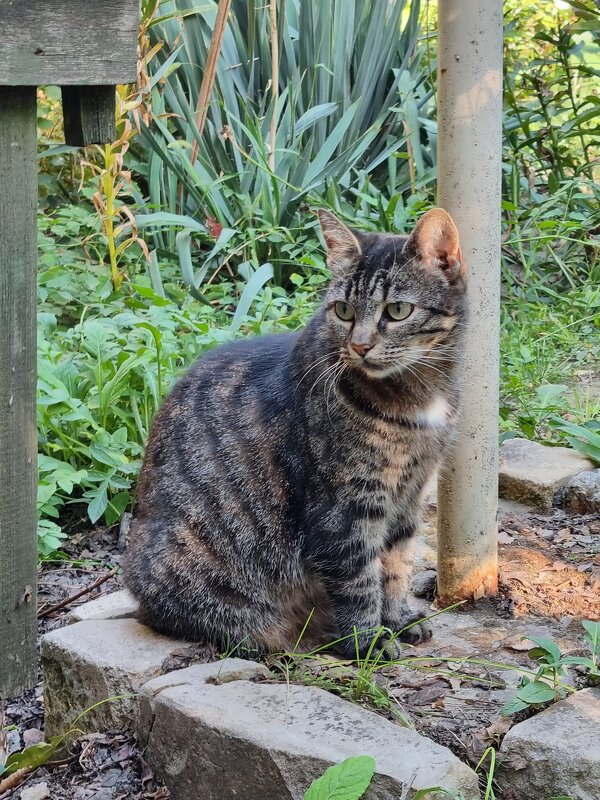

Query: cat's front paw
[[385, 612, 433, 646]]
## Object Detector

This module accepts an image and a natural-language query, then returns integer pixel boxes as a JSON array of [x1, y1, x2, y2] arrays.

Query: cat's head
[[317, 208, 467, 380]]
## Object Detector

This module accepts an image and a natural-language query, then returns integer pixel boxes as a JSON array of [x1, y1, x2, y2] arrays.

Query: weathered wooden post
[[0, 0, 138, 702], [436, 0, 503, 603]]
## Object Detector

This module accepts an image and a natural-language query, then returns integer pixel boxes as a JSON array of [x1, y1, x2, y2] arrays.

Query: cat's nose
[[350, 342, 372, 358]]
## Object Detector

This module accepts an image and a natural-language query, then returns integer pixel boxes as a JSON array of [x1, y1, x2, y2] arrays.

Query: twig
[[269, 0, 279, 172], [0, 767, 31, 797], [190, 0, 232, 165], [0, 701, 5, 767], [38, 566, 120, 620]]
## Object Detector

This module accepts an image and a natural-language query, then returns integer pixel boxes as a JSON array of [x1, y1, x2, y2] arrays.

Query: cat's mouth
[[343, 350, 403, 379], [356, 358, 402, 379]]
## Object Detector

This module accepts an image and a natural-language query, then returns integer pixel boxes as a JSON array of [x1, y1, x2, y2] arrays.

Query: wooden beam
[[0, 0, 138, 86], [62, 86, 116, 146], [0, 87, 38, 699]]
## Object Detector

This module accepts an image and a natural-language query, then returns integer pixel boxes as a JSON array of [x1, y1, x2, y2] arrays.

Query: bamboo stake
[[268, 0, 279, 172], [190, 0, 232, 166]]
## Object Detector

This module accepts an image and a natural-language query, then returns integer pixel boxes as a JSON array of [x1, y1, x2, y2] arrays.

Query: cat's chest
[[362, 396, 454, 467]]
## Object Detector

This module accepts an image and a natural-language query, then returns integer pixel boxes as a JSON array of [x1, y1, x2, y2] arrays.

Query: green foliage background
[[36, 0, 600, 556]]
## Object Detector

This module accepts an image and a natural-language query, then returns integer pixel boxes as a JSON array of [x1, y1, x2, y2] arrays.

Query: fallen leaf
[[502, 635, 536, 652], [473, 583, 485, 601], [409, 683, 447, 706], [485, 717, 512, 740]]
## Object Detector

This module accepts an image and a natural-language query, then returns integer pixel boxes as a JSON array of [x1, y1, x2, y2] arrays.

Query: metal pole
[[436, 0, 503, 603]]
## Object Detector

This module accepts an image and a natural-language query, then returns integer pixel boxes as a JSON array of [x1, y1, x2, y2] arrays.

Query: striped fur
[[125, 209, 467, 657]]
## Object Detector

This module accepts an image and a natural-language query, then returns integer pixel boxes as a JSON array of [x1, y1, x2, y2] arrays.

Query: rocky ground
[[3, 468, 600, 798]]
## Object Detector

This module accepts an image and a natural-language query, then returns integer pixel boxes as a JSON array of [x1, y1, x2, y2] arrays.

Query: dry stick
[[0, 767, 31, 797], [268, 0, 279, 172], [0, 700, 5, 768], [37, 566, 119, 620], [189, 0, 232, 166]]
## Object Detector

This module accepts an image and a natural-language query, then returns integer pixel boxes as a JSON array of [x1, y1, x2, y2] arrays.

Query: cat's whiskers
[[297, 351, 338, 388], [399, 361, 430, 391], [307, 360, 343, 398], [324, 361, 347, 427], [412, 357, 452, 378]]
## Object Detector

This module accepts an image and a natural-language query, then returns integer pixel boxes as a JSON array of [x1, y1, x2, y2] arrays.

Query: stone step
[[67, 588, 138, 623], [42, 619, 480, 798], [498, 687, 600, 800], [139, 660, 480, 800], [42, 618, 184, 736], [499, 438, 594, 509]]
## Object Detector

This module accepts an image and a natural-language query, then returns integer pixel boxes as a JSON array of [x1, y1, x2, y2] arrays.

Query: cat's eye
[[334, 301, 355, 321], [386, 302, 413, 321]]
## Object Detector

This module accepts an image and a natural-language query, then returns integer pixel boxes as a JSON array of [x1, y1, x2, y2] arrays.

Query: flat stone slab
[[139, 660, 480, 800], [498, 688, 600, 800], [42, 618, 184, 736], [499, 438, 594, 508], [67, 588, 139, 623]]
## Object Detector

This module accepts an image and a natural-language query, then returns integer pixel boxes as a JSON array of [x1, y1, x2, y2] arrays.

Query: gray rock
[[42, 618, 184, 736], [498, 688, 600, 800], [139, 661, 480, 800], [411, 570, 437, 599], [499, 438, 594, 508], [563, 469, 600, 514], [67, 589, 139, 623], [19, 783, 50, 800]]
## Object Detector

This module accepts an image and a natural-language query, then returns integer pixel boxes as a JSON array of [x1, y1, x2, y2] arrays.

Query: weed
[[501, 622, 600, 717], [0, 695, 134, 791], [303, 756, 375, 800]]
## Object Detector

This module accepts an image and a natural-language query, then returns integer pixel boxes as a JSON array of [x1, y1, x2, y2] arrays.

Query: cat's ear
[[317, 210, 362, 276], [404, 208, 465, 282]]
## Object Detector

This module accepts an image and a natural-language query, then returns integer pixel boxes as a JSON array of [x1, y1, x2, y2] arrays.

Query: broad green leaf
[[583, 621, 600, 660], [230, 263, 275, 333], [535, 384, 568, 408], [175, 229, 212, 305], [135, 212, 207, 233], [501, 696, 529, 717], [87, 483, 109, 525], [516, 681, 556, 705], [304, 756, 376, 800], [527, 636, 562, 664], [4, 735, 63, 776]]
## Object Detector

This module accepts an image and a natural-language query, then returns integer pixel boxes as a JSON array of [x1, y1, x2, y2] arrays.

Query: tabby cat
[[125, 208, 467, 657]]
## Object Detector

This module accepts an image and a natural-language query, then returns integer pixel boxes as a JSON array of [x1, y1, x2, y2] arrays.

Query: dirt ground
[[2, 501, 599, 799]]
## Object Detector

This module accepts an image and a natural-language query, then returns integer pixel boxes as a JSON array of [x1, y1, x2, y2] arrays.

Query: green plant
[[303, 756, 376, 800], [35, 200, 328, 556], [135, 0, 433, 289], [503, 0, 599, 187], [0, 695, 134, 792], [501, 623, 600, 717], [501, 635, 569, 716], [550, 418, 600, 465]]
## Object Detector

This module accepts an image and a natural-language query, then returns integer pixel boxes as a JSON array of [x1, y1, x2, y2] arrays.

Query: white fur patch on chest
[[416, 396, 450, 428]]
